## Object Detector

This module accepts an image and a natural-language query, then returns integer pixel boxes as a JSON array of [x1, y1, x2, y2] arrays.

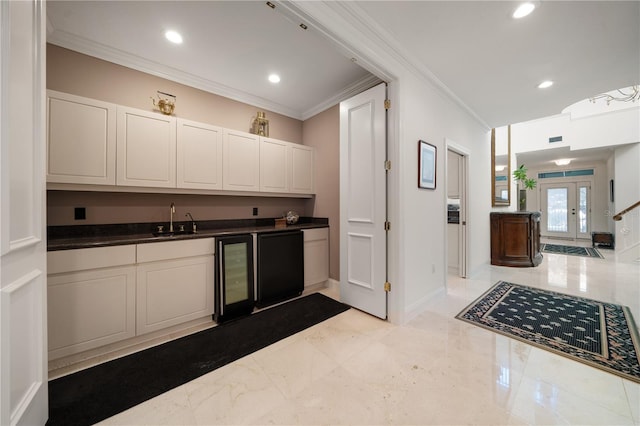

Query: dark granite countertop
[[48, 217, 328, 251]]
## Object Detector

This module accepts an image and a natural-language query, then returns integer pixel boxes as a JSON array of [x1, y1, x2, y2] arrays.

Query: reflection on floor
[[96, 244, 639, 425]]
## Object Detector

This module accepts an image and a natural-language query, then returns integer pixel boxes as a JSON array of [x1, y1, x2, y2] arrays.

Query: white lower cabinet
[[47, 239, 215, 359], [135, 238, 215, 335], [136, 255, 214, 335], [47, 246, 137, 360], [303, 228, 329, 287]]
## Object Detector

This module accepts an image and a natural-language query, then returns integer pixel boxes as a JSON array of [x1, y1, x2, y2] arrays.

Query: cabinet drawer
[[303, 227, 329, 242], [48, 245, 136, 274], [136, 238, 215, 263]]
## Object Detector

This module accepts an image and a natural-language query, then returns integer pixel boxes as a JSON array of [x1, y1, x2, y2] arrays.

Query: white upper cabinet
[[177, 119, 223, 190], [47, 91, 315, 196], [223, 128, 260, 192], [290, 143, 315, 194], [260, 136, 290, 193], [47, 90, 117, 185], [117, 106, 176, 188]]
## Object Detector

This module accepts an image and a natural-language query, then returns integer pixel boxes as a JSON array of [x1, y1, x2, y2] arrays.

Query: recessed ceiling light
[[513, 2, 536, 19], [268, 74, 281, 84], [554, 159, 571, 166], [165, 30, 183, 44], [538, 80, 554, 89]]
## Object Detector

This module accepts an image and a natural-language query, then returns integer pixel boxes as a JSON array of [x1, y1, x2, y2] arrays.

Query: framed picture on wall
[[418, 140, 436, 189]]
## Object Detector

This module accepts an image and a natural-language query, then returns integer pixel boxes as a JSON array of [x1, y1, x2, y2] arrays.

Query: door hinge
[[384, 281, 391, 292], [384, 99, 391, 110], [384, 221, 391, 231], [384, 160, 391, 171]]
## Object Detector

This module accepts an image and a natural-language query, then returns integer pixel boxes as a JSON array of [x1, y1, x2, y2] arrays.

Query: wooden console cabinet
[[490, 212, 542, 267]]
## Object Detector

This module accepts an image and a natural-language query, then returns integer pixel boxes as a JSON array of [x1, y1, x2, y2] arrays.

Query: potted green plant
[[513, 164, 537, 211]]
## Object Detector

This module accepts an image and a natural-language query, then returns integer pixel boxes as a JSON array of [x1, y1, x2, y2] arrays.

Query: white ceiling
[[46, 1, 376, 120], [47, 1, 639, 128]]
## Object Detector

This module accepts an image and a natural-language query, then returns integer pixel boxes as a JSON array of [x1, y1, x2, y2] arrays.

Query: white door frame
[[446, 140, 469, 279], [0, 0, 49, 424]]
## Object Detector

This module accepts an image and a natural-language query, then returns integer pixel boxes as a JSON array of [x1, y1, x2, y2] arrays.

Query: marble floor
[[97, 243, 640, 425]]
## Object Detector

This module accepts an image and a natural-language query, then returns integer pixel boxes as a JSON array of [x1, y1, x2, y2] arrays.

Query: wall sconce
[[554, 159, 571, 166], [251, 111, 269, 137]]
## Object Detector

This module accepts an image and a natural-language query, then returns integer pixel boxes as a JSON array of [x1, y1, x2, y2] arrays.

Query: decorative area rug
[[456, 281, 640, 383], [542, 243, 603, 258], [46, 293, 350, 426]]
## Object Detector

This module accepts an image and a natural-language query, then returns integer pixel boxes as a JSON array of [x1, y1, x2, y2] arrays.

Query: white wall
[[396, 72, 489, 322], [571, 109, 640, 149], [511, 106, 639, 153], [511, 114, 570, 153]]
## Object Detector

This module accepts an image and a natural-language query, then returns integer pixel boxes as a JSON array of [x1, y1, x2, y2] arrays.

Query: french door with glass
[[540, 181, 591, 239]]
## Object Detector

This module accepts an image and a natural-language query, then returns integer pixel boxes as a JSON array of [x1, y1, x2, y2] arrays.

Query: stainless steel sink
[[152, 232, 175, 238]]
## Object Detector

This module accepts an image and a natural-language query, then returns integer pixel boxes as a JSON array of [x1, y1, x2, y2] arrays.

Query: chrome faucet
[[185, 212, 197, 233], [169, 202, 175, 232]]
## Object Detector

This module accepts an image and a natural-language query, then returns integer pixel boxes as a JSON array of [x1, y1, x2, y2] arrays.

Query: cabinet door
[[136, 255, 214, 335], [223, 129, 260, 191], [303, 228, 329, 287], [117, 106, 176, 187], [260, 137, 290, 192], [47, 90, 117, 185], [47, 266, 136, 360], [177, 119, 223, 190], [290, 144, 315, 194]]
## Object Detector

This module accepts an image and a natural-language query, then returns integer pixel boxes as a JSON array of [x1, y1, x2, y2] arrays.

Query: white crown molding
[[47, 29, 305, 120], [285, 0, 490, 130], [300, 74, 382, 120]]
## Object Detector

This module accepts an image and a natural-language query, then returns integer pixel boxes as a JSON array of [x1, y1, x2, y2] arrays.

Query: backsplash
[[47, 190, 312, 226]]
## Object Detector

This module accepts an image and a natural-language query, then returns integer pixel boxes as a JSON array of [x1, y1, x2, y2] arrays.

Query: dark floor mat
[[47, 293, 350, 426]]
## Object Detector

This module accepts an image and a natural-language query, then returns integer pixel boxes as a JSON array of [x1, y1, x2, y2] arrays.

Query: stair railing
[[613, 200, 640, 221]]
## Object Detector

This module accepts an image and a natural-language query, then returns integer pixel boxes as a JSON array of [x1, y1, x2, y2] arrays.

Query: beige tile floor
[[97, 242, 640, 425]]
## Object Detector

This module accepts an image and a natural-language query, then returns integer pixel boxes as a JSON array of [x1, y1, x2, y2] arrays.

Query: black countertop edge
[[48, 217, 328, 251]]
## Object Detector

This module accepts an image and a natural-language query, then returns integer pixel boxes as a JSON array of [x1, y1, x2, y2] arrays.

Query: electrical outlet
[[252, 207, 258, 216], [74, 207, 86, 220]]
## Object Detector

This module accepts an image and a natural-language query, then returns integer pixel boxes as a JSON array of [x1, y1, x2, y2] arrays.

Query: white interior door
[[446, 146, 468, 278], [0, 0, 49, 424], [541, 181, 591, 239], [457, 152, 468, 278], [339, 83, 387, 319]]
